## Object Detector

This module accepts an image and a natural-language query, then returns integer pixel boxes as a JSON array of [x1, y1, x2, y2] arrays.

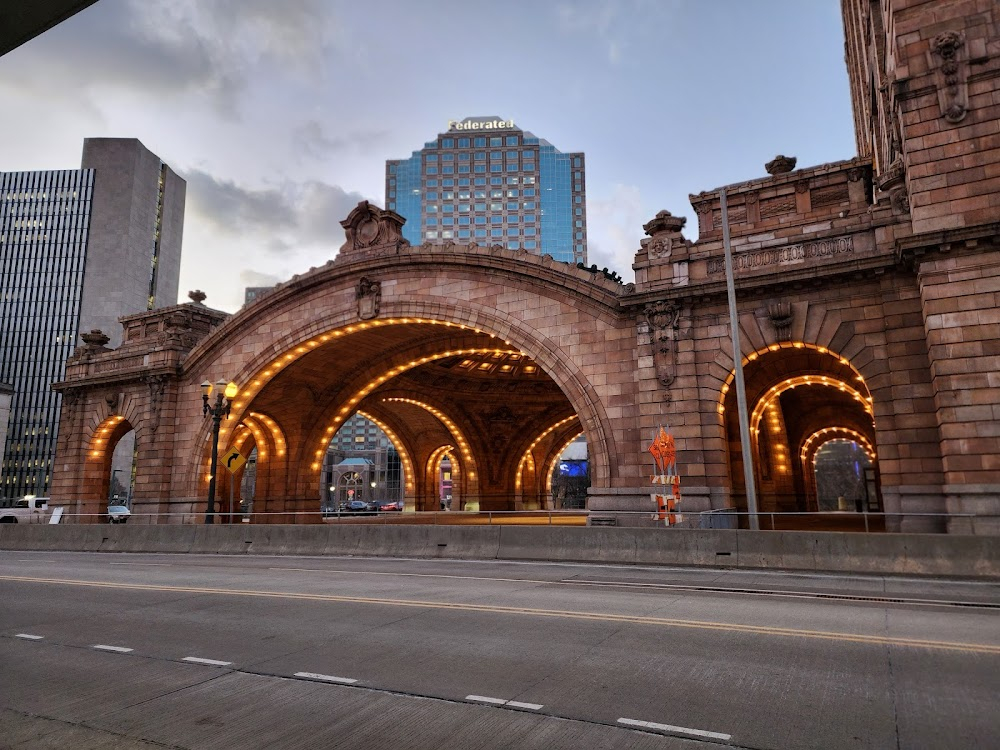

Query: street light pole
[[202, 379, 238, 524]]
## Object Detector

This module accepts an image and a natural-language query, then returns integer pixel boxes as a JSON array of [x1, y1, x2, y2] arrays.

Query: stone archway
[[721, 343, 880, 525]]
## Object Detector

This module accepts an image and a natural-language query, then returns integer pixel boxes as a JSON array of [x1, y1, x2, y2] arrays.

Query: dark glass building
[[386, 116, 587, 265], [0, 139, 184, 502]]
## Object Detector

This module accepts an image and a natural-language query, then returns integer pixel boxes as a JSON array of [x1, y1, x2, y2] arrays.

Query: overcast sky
[[0, 0, 855, 312]]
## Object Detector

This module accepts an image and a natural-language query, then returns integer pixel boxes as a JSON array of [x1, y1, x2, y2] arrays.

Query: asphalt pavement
[[2, 551, 998, 749]]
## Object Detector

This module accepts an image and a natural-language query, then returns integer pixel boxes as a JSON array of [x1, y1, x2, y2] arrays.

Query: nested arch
[[718, 342, 880, 515], [181, 273, 624, 506]]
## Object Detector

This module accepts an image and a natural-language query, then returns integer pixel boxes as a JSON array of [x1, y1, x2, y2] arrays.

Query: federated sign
[[222, 448, 247, 474]]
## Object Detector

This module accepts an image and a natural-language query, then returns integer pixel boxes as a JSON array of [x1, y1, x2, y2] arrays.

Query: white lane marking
[[17, 559, 54, 562], [183, 656, 232, 666], [294, 672, 358, 684], [466, 695, 542, 710], [15, 633, 43, 640], [618, 718, 731, 741], [507, 700, 545, 710], [109, 562, 170, 566], [93, 644, 133, 653]]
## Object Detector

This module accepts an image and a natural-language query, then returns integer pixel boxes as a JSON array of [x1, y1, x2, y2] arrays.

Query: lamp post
[[202, 379, 239, 524]]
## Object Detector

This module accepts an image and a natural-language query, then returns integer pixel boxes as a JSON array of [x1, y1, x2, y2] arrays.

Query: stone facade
[[50, 1, 998, 532]]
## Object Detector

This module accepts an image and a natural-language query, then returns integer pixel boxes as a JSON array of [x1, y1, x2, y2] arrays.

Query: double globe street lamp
[[202, 379, 239, 524]]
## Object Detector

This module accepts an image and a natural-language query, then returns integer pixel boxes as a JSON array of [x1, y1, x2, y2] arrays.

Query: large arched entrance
[[721, 343, 882, 527]]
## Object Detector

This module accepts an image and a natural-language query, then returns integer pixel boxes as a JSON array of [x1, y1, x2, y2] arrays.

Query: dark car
[[345, 500, 369, 513]]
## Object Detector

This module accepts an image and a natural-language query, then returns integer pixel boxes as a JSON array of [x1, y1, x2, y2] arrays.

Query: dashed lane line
[[182, 656, 232, 667], [2, 575, 999, 655], [15, 633, 43, 640], [294, 672, 358, 684], [93, 644, 133, 653], [618, 717, 732, 741], [467, 695, 543, 710]]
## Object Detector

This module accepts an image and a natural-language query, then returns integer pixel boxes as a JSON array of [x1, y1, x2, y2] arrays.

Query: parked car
[[345, 499, 369, 513], [0, 497, 51, 524], [379, 501, 403, 512], [107, 505, 131, 524]]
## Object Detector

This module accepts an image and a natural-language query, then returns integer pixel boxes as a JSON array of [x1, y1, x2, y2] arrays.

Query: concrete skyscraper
[[386, 116, 587, 265], [0, 138, 184, 502]]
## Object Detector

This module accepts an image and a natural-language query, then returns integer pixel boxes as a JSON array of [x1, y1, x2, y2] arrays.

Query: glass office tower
[[386, 116, 587, 265], [0, 139, 184, 502]]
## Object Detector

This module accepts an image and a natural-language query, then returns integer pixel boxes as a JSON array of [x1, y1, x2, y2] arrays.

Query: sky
[[0, 0, 856, 312]]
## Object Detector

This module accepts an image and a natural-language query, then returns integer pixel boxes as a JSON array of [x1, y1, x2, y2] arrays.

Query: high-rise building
[[0, 138, 184, 502], [386, 116, 587, 265]]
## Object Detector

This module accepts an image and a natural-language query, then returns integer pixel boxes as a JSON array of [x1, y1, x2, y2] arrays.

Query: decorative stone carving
[[641, 210, 689, 268], [105, 392, 119, 410], [767, 301, 794, 341], [81, 329, 110, 348], [694, 202, 714, 234], [340, 201, 408, 256], [643, 301, 681, 388], [356, 276, 381, 320], [795, 181, 810, 194], [144, 374, 168, 434], [188, 290, 207, 305], [930, 31, 968, 124], [847, 167, 863, 182], [765, 155, 797, 175]]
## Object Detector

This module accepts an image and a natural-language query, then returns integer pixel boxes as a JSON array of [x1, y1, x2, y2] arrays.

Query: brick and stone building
[[0, 139, 184, 502], [49, 1, 998, 533], [387, 116, 587, 265]]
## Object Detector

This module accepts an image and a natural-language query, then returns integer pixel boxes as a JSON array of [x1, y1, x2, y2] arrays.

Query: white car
[[107, 505, 131, 524]]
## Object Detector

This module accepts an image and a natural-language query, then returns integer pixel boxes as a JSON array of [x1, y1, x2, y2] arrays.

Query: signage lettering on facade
[[706, 236, 854, 275], [447, 118, 515, 132]]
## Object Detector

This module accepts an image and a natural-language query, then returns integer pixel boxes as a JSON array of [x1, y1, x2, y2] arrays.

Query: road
[[1, 551, 998, 749]]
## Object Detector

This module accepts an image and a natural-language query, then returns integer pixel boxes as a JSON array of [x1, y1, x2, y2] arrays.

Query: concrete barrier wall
[[0, 524, 996, 579]]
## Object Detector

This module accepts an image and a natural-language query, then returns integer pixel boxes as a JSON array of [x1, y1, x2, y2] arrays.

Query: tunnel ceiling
[[244, 321, 579, 468]]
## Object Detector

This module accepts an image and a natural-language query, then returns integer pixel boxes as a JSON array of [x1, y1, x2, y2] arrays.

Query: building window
[[442, 153, 454, 161], [459, 153, 470, 161], [524, 227, 536, 236], [458, 229, 471, 238], [425, 167, 438, 175], [458, 138, 470, 148], [491, 177, 503, 185], [442, 230, 453, 238], [506, 163, 519, 172], [506, 202, 518, 210], [425, 154, 438, 162], [506, 136, 518, 146], [474, 164, 486, 173], [523, 162, 535, 171], [475, 203, 486, 211], [475, 152, 486, 160], [475, 216, 486, 225], [458, 216, 470, 224], [524, 189, 535, 197], [506, 215, 519, 224], [507, 227, 519, 236], [458, 178, 470, 186], [507, 177, 519, 185], [442, 166, 454, 174], [458, 203, 470, 212], [490, 216, 502, 224], [490, 164, 502, 173], [474, 137, 487, 147], [524, 240, 537, 250], [427, 205, 438, 213], [490, 137, 502, 146], [474, 178, 486, 186], [426, 217, 437, 225], [491, 228, 503, 237], [425, 231, 438, 239], [475, 228, 487, 237], [442, 179, 454, 186], [508, 241, 520, 249], [442, 138, 454, 148], [490, 151, 502, 160], [426, 179, 438, 187]]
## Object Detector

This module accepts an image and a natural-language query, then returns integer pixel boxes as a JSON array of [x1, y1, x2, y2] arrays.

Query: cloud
[[292, 120, 392, 160], [585, 183, 649, 281], [181, 168, 370, 252], [553, 0, 674, 64], [0, 0, 336, 115]]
